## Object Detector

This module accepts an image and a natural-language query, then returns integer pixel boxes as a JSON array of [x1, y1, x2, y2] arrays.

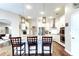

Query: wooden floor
[[0, 41, 71, 56], [53, 41, 71, 56]]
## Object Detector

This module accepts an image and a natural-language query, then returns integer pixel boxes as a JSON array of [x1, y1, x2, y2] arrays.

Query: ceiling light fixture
[[55, 7, 61, 11], [27, 16, 31, 19], [40, 11, 44, 15], [40, 4, 45, 15], [48, 16, 53, 19], [26, 5, 32, 10]]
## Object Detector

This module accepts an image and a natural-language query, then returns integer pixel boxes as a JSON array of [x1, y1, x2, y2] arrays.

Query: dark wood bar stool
[[42, 36, 52, 56], [27, 36, 38, 56], [10, 37, 26, 56]]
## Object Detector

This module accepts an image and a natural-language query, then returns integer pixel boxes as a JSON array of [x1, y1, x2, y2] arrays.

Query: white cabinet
[[53, 35, 60, 43]]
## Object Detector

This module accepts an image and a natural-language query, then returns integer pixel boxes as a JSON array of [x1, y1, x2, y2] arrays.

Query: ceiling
[[0, 19, 10, 26], [0, 3, 24, 15], [24, 3, 65, 20], [0, 3, 65, 21]]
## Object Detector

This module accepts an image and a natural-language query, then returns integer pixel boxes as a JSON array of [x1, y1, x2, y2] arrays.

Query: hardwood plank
[[53, 41, 71, 56]]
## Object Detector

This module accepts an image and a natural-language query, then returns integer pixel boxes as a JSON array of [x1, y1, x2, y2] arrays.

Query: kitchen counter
[[0, 39, 10, 48]]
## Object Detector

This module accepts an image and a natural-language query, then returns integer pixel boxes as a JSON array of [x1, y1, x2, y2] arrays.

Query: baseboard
[[54, 41, 72, 56], [65, 49, 72, 56], [53, 40, 65, 47], [58, 41, 65, 47]]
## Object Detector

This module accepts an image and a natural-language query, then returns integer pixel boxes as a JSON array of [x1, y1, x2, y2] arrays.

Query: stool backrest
[[27, 36, 37, 45], [42, 36, 52, 44], [10, 37, 21, 46]]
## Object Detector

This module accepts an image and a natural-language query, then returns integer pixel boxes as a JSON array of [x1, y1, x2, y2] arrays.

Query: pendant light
[[42, 4, 46, 23]]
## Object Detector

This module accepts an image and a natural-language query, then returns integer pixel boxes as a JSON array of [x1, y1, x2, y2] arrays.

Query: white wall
[[65, 4, 74, 53], [0, 9, 21, 37], [70, 10, 79, 55]]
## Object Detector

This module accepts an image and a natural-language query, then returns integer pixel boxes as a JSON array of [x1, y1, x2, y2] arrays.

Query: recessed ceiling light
[[55, 8, 61, 11], [26, 5, 32, 10], [48, 16, 53, 19], [27, 16, 31, 19], [40, 11, 44, 15], [21, 19, 25, 22]]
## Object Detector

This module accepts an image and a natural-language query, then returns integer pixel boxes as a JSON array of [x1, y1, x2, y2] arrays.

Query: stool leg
[[42, 45, 44, 56], [28, 45, 30, 56], [20, 46, 21, 56], [36, 45, 38, 56], [16, 47, 19, 56], [50, 44, 51, 56], [24, 43, 26, 55], [12, 47, 14, 56]]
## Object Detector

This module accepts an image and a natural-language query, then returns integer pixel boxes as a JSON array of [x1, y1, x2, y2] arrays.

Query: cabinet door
[[71, 10, 79, 56]]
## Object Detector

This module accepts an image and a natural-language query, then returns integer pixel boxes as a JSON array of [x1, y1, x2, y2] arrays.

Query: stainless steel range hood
[[52, 18, 57, 29]]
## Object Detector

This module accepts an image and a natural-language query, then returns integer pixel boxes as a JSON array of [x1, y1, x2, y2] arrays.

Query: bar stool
[[42, 36, 52, 56], [27, 36, 38, 56], [10, 37, 26, 56]]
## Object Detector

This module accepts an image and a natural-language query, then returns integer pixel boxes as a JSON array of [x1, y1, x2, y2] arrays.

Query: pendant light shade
[[42, 17, 46, 23]]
